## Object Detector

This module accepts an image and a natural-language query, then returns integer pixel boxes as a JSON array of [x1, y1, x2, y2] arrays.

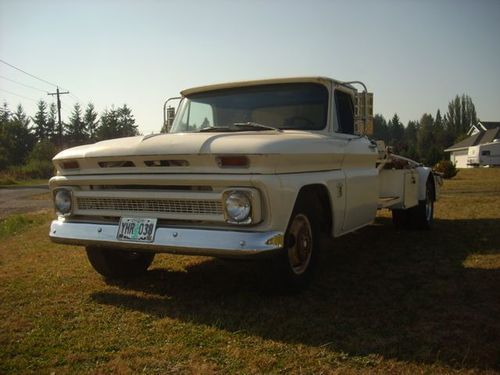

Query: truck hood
[[52, 131, 350, 175]]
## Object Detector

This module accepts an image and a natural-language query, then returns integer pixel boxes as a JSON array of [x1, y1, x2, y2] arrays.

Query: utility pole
[[48, 87, 69, 146]]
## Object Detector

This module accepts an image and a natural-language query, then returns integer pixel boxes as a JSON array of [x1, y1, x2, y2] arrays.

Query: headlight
[[54, 189, 72, 215], [224, 191, 251, 223]]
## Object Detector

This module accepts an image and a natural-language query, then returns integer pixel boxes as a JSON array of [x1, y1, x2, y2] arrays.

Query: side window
[[334, 90, 354, 134], [481, 150, 491, 156]]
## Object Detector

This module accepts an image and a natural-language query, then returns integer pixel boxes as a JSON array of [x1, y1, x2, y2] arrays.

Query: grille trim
[[76, 197, 223, 215]]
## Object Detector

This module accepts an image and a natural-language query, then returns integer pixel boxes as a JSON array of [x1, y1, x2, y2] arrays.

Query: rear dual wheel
[[392, 178, 434, 230]]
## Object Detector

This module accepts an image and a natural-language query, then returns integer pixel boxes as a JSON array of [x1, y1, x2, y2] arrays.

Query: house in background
[[445, 122, 500, 168], [467, 121, 500, 136]]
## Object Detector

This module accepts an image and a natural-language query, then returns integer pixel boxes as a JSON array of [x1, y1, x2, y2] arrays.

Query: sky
[[1, 0, 499, 135]]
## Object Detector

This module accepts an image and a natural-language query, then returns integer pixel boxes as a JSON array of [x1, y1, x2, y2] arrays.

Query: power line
[[0, 74, 49, 93], [0, 58, 64, 89], [0, 88, 39, 102], [69, 93, 81, 103]]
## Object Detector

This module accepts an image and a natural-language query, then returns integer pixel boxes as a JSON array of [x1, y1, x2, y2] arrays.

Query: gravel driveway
[[0, 185, 52, 219]]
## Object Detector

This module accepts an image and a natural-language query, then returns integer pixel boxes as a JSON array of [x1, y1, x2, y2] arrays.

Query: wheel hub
[[287, 214, 313, 275]]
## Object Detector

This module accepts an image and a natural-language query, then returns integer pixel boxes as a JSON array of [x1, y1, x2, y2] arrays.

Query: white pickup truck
[[49, 77, 441, 286]]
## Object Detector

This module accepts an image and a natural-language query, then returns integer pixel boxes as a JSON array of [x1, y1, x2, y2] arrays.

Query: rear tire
[[392, 208, 409, 229], [392, 178, 434, 230], [86, 246, 155, 278], [409, 178, 434, 230]]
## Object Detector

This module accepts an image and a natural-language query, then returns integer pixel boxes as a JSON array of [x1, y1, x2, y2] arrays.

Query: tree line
[[0, 93, 478, 178], [373, 94, 477, 166], [0, 100, 139, 171]]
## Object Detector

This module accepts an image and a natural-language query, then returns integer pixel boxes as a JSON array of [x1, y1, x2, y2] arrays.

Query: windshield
[[170, 83, 329, 133]]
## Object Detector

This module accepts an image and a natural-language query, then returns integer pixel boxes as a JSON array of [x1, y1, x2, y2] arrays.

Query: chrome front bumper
[[49, 220, 284, 258]]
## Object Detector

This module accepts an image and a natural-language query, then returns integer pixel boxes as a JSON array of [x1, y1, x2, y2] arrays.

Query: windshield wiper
[[233, 122, 282, 132], [198, 126, 235, 133]]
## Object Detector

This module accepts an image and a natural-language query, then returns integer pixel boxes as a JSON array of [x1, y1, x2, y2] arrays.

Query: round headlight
[[225, 191, 251, 223], [54, 189, 72, 215]]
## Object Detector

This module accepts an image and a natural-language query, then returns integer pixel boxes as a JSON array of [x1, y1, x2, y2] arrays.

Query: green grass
[[0, 213, 48, 239], [0, 178, 48, 187], [0, 169, 499, 374]]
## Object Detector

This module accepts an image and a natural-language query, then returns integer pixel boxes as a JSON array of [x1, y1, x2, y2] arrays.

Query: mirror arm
[[163, 96, 182, 130]]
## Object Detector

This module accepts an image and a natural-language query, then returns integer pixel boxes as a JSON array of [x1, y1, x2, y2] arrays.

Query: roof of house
[[445, 125, 500, 152], [480, 121, 500, 130]]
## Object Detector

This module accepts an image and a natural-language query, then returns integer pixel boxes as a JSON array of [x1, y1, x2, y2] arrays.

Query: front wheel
[[275, 202, 321, 288], [85, 246, 155, 278]]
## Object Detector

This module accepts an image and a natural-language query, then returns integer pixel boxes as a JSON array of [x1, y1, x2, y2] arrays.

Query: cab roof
[[180, 76, 353, 97]]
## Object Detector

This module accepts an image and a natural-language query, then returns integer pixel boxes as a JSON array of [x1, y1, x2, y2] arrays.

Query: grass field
[[1, 169, 499, 374], [0, 177, 48, 187]]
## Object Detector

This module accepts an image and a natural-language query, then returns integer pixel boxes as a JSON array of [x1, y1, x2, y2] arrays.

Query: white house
[[445, 122, 500, 168]]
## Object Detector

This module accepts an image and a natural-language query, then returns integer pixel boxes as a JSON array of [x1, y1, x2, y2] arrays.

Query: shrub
[[7, 160, 54, 180], [434, 160, 459, 179], [28, 140, 57, 162]]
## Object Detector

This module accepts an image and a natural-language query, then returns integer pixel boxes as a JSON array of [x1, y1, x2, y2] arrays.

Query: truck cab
[[49, 77, 440, 286]]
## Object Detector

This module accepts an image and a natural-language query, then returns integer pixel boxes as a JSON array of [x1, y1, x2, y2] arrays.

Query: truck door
[[333, 88, 379, 232]]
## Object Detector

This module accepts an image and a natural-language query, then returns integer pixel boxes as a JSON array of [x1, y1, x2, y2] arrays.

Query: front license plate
[[117, 217, 157, 242]]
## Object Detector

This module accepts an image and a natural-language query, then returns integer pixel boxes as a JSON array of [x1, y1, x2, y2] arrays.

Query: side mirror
[[162, 97, 182, 133], [354, 92, 374, 136]]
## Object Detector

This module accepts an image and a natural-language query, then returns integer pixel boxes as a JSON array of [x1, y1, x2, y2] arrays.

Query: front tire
[[275, 201, 321, 288], [85, 246, 155, 278]]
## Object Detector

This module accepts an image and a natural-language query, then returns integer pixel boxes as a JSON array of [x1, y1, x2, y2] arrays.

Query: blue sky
[[1, 0, 499, 134]]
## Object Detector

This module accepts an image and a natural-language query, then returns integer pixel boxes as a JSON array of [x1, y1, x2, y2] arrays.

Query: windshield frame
[[169, 82, 330, 134]]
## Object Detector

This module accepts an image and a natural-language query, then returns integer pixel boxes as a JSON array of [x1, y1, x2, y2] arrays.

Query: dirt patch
[[0, 187, 52, 219]]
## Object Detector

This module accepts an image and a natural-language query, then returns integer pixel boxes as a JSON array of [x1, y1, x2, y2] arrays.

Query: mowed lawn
[[1, 169, 499, 374]]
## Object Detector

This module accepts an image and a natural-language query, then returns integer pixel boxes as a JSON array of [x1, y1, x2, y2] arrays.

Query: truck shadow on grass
[[91, 217, 500, 370]]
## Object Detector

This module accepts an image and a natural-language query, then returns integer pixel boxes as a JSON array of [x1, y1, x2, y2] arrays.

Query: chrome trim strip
[[49, 220, 284, 258]]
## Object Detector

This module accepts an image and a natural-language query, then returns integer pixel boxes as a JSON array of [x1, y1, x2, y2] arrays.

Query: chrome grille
[[76, 197, 223, 215]]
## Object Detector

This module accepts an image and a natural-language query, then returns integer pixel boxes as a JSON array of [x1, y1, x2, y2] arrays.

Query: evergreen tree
[[66, 103, 88, 146], [84, 103, 99, 142], [1, 105, 35, 166], [96, 107, 119, 141], [46, 103, 57, 141], [403, 120, 419, 160], [373, 114, 389, 142], [387, 113, 405, 152], [96, 104, 139, 141], [116, 104, 138, 137], [13, 104, 31, 128], [0, 102, 10, 123], [0, 102, 11, 169], [32, 100, 49, 141], [417, 113, 443, 166]]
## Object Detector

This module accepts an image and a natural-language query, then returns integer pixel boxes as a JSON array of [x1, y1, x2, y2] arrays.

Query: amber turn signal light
[[216, 156, 249, 168], [61, 161, 79, 169]]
